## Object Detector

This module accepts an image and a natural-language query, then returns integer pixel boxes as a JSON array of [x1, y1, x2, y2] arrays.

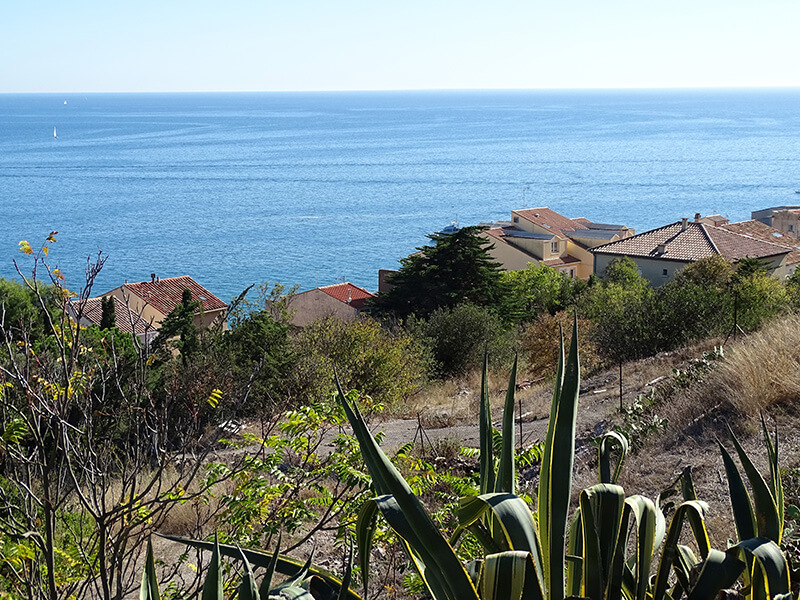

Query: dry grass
[[713, 314, 800, 416]]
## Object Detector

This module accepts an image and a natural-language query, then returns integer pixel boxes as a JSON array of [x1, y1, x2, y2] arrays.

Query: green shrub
[[408, 303, 516, 378], [290, 317, 427, 408]]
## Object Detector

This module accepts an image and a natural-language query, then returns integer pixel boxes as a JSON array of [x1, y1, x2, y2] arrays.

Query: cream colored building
[[481, 207, 634, 279], [591, 217, 791, 286], [73, 275, 228, 344]]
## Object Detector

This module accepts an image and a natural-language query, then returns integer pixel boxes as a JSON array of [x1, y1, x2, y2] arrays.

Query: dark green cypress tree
[[99, 296, 117, 330], [374, 225, 507, 318]]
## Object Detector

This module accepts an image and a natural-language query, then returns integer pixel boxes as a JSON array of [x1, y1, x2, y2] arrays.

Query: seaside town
[[73, 204, 800, 336], [4, 1, 800, 598]]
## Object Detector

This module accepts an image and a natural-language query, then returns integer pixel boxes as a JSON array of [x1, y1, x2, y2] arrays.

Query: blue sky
[[3, 0, 799, 93]]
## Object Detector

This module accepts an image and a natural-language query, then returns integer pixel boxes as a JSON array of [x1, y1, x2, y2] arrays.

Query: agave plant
[[150, 534, 360, 600], [339, 319, 792, 600]]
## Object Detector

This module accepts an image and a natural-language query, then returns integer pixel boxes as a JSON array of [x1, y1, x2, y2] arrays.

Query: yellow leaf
[[52, 268, 65, 281], [47, 231, 58, 243], [18, 241, 32, 255], [42, 246, 49, 257]]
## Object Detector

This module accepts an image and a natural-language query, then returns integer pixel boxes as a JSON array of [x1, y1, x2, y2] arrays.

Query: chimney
[[150, 273, 156, 283], [681, 217, 688, 231], [694, 212, 701, 222]]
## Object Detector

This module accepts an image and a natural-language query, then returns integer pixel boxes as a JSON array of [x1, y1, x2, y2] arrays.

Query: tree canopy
[[374, 226, 507, 318]]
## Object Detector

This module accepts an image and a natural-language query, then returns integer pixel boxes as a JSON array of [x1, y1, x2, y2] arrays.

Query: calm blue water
[[1, 89, 799, 301]]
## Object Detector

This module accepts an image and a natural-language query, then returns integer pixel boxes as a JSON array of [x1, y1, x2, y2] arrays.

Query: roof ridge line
[[699, 223, 720, 254]]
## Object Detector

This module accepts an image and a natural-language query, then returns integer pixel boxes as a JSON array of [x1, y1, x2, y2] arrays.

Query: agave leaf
[[355, 499, 379, 593], [495, 355, 518, 494], [481, 551, 544, 600], [579, 484, 625, 600], [479, 351, 495, 496], [139, 538, 161, 600], [201, 534, 223, 600], [683, 548, 744, 600], [732, 537, 791, 600], [367, 493, 479, 600], [277, 549, 315, 590], [565, 510, 583, 597], [727, 428, 782, 543], [337, 380, 480, 600], [598, 431, 628, 485], [538, 317, 580, 600], [458, 493, 541, 559], [622, 495, 659, 600], [335, 544, 355, 600], [761, 415, 784, 535], [258, 534, 282, 600], [718, 440, 757, 542], [237, 545, 261, 600], [159, 535, 364, 600], [651, 501, 711, 600]]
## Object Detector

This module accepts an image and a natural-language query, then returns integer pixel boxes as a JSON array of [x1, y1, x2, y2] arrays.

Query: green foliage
[[502, 263, 585, 322], [374, 226, 507, 318], [99, 296, 116, 330], [290, 317, 427, 408], [408, 303, 515, 378], [207, 390, 375, 550], [339, 322, 793, 600], [0, 277, 59, 341], [580, 258, 655, 362], [153, 288, 201, 361], [226, 310, 293, 411]]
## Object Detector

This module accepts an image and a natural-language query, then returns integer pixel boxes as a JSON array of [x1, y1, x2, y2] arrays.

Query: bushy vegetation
[[3, 232, 800, 598]]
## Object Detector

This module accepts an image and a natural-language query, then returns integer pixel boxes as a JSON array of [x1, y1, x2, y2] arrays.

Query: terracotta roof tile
[[125, 276, 227, 316], [591, 221, 790, 262], [513, 207, 589, 237], [319, 283, 375, 310], [720, 220, 800, 265], [73, 296, 156, 336]]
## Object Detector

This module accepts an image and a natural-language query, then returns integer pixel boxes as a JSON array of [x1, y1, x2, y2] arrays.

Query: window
[[662, 269, 668, 277], [790, 225, 794, 232], [513, 216, 519, 223], [551, 241, 559, 253]]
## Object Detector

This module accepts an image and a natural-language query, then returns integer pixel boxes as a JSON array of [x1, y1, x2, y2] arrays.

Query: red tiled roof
[[73, 296, 156, 336], [513, 207, 589, 237], [720, 220, 800, 265], [125, 276, 227, 316], [591, 221, 790, 262], [319, 283, 375, 310]]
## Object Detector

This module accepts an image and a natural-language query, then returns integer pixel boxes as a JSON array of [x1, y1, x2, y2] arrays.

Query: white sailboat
[[53, 126, 57, 139]]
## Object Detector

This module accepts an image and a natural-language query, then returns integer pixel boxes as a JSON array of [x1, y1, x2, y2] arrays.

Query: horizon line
[[3, 84, 800, 95]]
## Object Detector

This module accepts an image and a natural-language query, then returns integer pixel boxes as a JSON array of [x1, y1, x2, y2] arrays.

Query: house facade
[[289, 282, 375, 327], [752, 206, 800, 238], [481, 207, 634, 279], [591, 217, 791, 286], [73, 275, 228, 343]]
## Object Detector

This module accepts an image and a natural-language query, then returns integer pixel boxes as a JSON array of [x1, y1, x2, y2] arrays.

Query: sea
[[1, 89, 799, 301]]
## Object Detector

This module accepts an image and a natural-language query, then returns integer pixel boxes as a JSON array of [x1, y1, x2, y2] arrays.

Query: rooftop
[[318, 282, 375, 310], [73, 296, 156, 336], [591, 220, 791, 262], [124, 276, 227, 316], [720, 220, 800, 265]]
